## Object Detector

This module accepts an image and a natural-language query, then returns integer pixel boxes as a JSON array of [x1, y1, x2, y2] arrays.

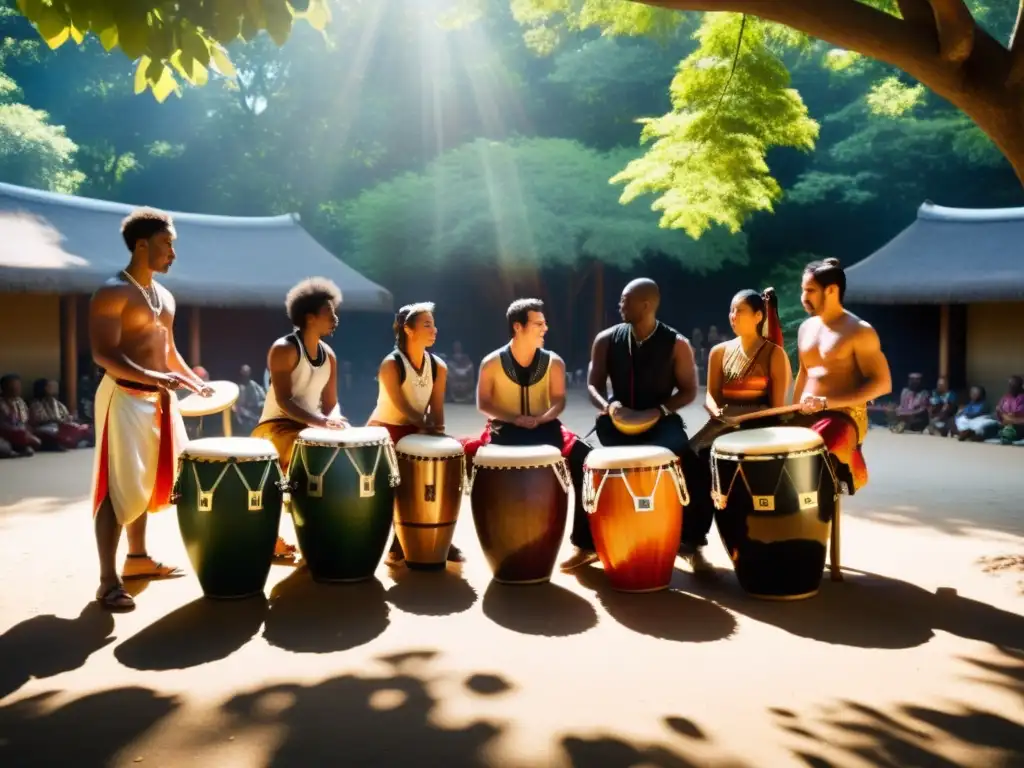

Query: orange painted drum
[[583, 446, 688, 593]]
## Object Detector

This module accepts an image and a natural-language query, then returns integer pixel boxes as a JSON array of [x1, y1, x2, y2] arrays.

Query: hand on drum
[[324, 417, 348, 430], [799, 395, 827, 415], [513, 415, 539, 429], [156, 371, 197, 393]]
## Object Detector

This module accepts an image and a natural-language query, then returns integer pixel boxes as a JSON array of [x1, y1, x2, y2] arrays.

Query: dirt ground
[[1, 394, 1022, 768]]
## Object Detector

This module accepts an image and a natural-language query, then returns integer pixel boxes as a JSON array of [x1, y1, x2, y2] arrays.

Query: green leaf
[[300, 0, 331, 31], [35, 4, 70, 49], [98, 26, 119, 52], [263, 0, 294, 46], [134, 55, 152, 94], [115, 5, 150, 61], [150, 66, 181, 103], [210, 45, 237, 78]]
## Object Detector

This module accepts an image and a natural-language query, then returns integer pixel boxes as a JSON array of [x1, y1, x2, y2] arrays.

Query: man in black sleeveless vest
[[559, 278, 716, 574]]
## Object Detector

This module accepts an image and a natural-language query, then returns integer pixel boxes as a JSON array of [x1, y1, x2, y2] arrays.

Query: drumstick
[[721, 403, 805, 426]]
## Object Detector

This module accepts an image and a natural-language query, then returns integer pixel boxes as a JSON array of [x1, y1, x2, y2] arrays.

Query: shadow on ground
[[114, 595, 268, 670], [0, 603, 115, 699], [573, 566, 737, 643], [481, 581, 598, 637], [777, 646, 1024, 767], [684, 568, 1024, 650], [0, 686, 181, 767], [385, 563, 478, 616]]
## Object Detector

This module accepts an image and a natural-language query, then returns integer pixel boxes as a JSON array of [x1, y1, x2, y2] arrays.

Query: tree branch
[[927, 0, 974, 63], [896, 0, 935, 30], [1010, 0, 1024, 85], [632, 0, 1011, 100]]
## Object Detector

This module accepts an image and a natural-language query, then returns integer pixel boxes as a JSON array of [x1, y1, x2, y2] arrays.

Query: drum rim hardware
[[293, 438, 401, 499], [582, 460, 689, 514], [171, 455, 282, 512], [398, 451, 467, 500], [465, 456, 572, 498], [710, 447, 839, 512]]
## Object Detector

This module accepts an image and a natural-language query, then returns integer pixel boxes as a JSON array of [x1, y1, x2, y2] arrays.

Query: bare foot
[[560, 547, 599, 572]]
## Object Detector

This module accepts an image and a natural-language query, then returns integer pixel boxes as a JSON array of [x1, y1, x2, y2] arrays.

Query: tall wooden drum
[[288, 426, 400, 582], [584, 446, 688, 593], [174, 437, 285, 599], [468, 444, 571, 584], [711, 426, 839, 600], [393, 434, 466, 570]]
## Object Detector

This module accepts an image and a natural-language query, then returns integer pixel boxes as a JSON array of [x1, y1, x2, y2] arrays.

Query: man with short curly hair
[[253, 277, 350, 562], [90, 206, 213, 611]]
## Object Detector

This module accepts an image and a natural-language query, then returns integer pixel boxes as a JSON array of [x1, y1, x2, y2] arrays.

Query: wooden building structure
[[846, 201, 1024, 398], [0, 181, 393, 415]]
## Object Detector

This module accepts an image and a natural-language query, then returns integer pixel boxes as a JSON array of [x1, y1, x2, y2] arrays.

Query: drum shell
[[470, 464, 568, 584], [176, 457, 282, 599], [289, 441, 396, 582], [712, 446, 838, 599], [394, 453, 463, 569], [587, 463, 683, 593]]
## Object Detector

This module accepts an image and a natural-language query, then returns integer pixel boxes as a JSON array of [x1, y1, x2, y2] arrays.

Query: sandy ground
[[1, 394, 1022, 768]]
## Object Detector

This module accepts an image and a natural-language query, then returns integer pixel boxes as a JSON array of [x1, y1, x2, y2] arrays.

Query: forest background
[[2, 0, 1022, 369]]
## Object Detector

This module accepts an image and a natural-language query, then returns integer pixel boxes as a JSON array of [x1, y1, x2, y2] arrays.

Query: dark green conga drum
[[288, 426, 400, 582], [174, 437, 284, 599]]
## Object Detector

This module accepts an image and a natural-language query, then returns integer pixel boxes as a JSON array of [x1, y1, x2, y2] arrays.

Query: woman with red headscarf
[[691, 288, 791, 452]]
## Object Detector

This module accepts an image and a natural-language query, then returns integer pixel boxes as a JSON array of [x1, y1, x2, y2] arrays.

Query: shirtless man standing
[[90, 208, 213, 611], [792, 258, 893, 495], [252, 278, 349, 561]]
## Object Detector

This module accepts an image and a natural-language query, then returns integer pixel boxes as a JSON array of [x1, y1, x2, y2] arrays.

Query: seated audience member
[[30, 378, 94, 449], [926, 376, 958, 436], [956, 377, 1024, 443], [953, 386, 991, 441], [233, 364, 266, 434], [0, 374, 42, 456], [888, 373, 931, 432]]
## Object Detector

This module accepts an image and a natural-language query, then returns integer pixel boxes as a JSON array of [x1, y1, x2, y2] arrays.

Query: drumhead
[[178, 380, 240, 417], [181, 436, 278, 461], [585, 445, 676, 470], [395, 433, 464, 458], [473, 444, 562, 468], [712, 426, 823, 456], [298, 425, 391, 447]]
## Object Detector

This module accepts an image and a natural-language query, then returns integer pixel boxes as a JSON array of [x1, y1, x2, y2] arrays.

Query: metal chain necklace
[[121, 269, 162, 317]]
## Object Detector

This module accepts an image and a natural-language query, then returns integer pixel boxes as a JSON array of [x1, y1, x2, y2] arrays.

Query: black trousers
[[568, 413, 716, 550]]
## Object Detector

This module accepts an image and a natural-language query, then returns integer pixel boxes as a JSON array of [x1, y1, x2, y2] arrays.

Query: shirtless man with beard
[[792, 257, 893, 497]]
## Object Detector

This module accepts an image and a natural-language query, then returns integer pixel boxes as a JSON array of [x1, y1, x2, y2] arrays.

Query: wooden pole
[[938, 303, 950, 379], [62, 295, 78, 417], [189, 306, 201, 368]]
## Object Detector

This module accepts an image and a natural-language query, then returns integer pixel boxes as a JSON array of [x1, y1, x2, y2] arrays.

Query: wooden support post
[[938, 303, 950, 380], [189, 306, 201, 368], [62, 295, 78, 417], [830, 497, 843, 582]]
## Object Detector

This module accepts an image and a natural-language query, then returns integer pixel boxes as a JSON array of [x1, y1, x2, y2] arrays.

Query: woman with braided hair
[[690, 287, 792, 453], [367, 302, 464, 566]]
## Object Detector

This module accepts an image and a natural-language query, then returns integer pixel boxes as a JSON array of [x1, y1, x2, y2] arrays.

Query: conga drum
[[174, 437, 285, 599], [288, 426, 400, 582], [583, 446, 688, 593], [393, 434, 466, 570], [711, 426, 839, 600], [468, 444, 571, 584]]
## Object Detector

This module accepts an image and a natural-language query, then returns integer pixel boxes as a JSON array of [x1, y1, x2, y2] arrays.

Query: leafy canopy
[[340, 137, 747, 278], [13, 0, 332, 101]]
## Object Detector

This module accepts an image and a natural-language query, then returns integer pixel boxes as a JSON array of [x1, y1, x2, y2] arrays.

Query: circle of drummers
[[89, 211, 893, 613]]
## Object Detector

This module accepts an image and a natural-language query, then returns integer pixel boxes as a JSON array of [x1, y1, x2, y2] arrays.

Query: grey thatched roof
[[845, 201, 1024, 304], [0, 182, 393, 312]]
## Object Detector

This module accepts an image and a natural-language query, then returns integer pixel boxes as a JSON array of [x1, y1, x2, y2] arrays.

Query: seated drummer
[[560, 278, 715, 574], [789, 258, 892, 494], [689, 287, 792, 453], [462, 298, 591, 539], [252, 277, 350, 562], [366, 301, 465, 566]]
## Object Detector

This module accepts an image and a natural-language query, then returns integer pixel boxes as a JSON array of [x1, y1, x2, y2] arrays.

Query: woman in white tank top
[[367, 302, 463, 564]]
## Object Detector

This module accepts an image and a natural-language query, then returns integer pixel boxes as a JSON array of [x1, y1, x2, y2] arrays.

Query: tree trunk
[[634, 0, 1024, 183], [591, 260, 605, 347]]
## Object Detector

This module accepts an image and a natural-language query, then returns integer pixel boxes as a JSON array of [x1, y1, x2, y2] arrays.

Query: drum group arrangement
[[171, 424, 841, 603]]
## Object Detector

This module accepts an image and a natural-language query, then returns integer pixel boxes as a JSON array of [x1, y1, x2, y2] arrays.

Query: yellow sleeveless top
[[491, 345, 552, 418]]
